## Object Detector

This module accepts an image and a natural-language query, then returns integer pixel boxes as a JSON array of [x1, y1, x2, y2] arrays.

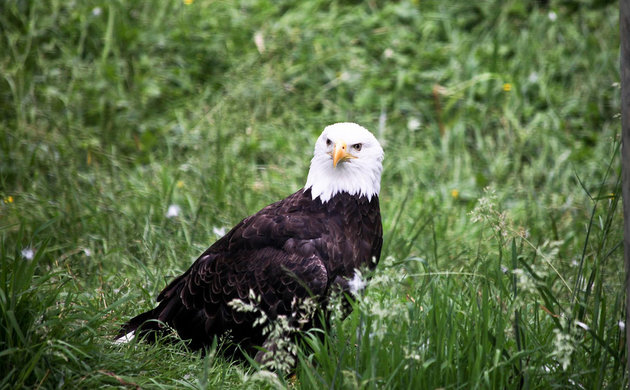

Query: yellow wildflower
[[4, 196, 14, 204], [184, 0, 194, 4], [176, 180, 185, 189], [451, 189, 459, 199], [503, 83, 512, 92]]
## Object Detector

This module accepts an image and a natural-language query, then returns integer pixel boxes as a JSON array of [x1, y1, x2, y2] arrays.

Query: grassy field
[[0, 0, 625, 388]]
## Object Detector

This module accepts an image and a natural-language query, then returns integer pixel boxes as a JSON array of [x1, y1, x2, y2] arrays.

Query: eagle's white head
[[305, 122, 384, 203]]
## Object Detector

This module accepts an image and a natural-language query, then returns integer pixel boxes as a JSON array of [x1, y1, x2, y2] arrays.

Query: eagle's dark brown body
[[118, 188, 382, 354]]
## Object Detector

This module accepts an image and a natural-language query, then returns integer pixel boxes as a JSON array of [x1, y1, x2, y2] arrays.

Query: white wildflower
[[292, 296, 317, 325], [229, 290, 312, 373], [92, 7, 102, 16], [568, 378, 585, 390], [350, 264, 404, 346], [253, 31, 265, 54], [551, 327, 575, 370], [21, 247, 35, 260], [512, 268, 537, 295], [403, 342, 428, 363], [539, 240, 562, 260], [619, 320, 626, 331], [407, 117, 421, 131], [83, 248, 92, 257], [548, 11, 557, 21], [382, 255, 396, 267], [519, 228, 530, 239], [326, 289, 345, 323], [178, 163, 193, 172], [212, 226, 227, 237], [469, 187, 498, 224], [383, 48, 394, 58], [528, 71, 539, 83], [339, 71, 352, 82], [575, 320, 589, 331], [228, 290, 261, 315], [260, 315, 297, 372], [469, 187, 518, 240], [166, 204, 181, 218], [247, 370, 282, 387], [348, 269, 366, 296], [405, 351, 421, 361]]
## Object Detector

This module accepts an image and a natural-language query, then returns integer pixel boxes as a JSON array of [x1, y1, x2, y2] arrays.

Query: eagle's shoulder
[[157, 188, 330, 317], [222, 188, 328, 252]]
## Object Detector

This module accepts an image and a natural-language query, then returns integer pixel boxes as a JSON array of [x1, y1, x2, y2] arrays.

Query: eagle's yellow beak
[[332, 140, 356, 167]]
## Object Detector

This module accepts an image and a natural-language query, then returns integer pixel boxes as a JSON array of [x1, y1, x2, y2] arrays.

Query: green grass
[[0, 0, 625, 388]]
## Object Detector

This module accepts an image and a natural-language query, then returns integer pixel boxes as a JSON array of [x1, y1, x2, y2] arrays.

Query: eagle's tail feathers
[[114, 309, 165, 343]]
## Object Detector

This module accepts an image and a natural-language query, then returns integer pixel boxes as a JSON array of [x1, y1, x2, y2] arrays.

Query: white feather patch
[[114, 330, 135, 344]]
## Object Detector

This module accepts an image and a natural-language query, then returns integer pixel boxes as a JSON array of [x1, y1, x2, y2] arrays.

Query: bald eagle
[[116, 123, 384, 362]]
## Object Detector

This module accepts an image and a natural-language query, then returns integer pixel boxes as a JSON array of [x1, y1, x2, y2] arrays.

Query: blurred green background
[[0, 0, 624, 388]]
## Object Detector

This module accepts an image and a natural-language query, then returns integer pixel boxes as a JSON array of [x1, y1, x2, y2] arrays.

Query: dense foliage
[[0, 0, 624, 388]]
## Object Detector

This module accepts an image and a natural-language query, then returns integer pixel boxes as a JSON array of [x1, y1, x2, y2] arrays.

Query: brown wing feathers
[[117, 188, 382, 354]]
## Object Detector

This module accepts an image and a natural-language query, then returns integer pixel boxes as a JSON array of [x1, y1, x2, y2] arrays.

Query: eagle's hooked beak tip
[[332, 141, 346, 167], [332, 141, 354, 167]]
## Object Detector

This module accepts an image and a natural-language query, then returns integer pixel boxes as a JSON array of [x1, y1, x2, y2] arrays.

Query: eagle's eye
[[326, 138, 332, 147], [352, 143, 363, 152]]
